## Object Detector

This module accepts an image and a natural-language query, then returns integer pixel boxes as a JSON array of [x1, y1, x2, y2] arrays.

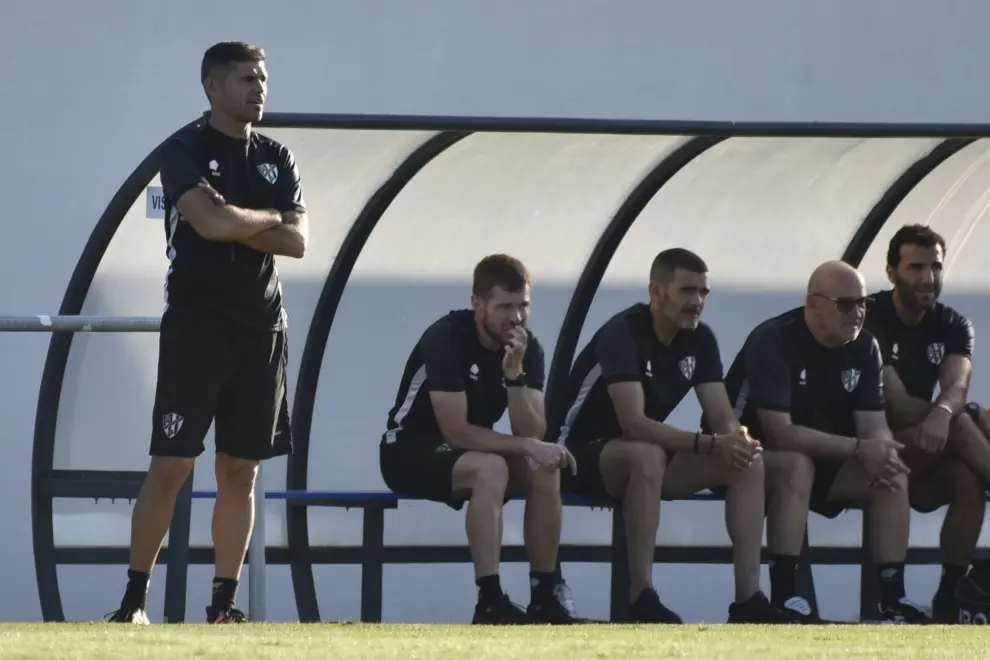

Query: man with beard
[[379, 254, 581, 625], [863, 224, 990, 622], [552, 248, 792, 624], [724, 260, 931, 623], [107, 41, 308, 625]]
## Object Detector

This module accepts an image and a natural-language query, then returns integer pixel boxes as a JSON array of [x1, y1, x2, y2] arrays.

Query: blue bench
[[187, 488, 825, 623]]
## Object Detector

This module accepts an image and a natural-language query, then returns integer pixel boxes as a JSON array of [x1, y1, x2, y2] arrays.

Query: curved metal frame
[[30, 111, 978, 623], [841, 138, 975, 265], [543, 136, 725, 416], [285, 131, 471, 621]]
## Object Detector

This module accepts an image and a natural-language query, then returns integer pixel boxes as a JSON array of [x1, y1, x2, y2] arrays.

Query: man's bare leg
[[827, 461, 927, 621], [663, 452, 791, 623], [208, 453, 259, 616], [451, 452, 510, 606], [907, 457, 985, 621], [663, 453, 763, 602], [599, 440, 666, 604], [763, 451, 815, 611], [117, 456, 195, 617], [505, 459, 580, 622]]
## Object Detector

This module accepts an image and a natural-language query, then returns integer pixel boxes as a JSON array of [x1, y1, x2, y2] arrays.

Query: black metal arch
[[285, 131, 471, 622], [841, 138, 976, 266], [544, 136, 725, 418]]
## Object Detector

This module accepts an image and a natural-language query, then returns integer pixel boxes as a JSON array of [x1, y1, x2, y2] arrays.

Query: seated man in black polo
[[863, 224, 990, 621], [724, 259, 931, 623], [553, 247, 791, 624], [379, 254, 580, 625]]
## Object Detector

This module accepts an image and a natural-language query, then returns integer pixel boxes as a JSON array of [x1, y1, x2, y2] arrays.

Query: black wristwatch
[[966, 402, 982, 424], [505, 373, 526, 387]]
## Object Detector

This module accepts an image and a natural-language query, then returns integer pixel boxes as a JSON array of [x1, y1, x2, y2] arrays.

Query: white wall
[[4, 0, 990, 624]]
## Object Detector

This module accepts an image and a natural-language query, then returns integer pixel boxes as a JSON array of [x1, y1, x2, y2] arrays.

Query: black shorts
[[379, 433, 519, 511], [380, 434, 469, 510], [808, 459, 847, 519], [563, 438, 675, 502], [149, 305, 291, 461]]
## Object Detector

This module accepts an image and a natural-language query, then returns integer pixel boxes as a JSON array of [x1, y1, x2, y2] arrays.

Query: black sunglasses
[[814, 294, 871, 314]]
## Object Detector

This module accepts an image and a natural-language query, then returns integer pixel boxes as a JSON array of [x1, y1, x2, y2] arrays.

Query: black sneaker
[[472, 594, 532, 625], [727, 590, 793, 623], [527, 589, 587, 624], [625, 588, 682, 623], [931, 588, 958, 624], [206, 606, 249, 623], [103, 605, 150, 624], [878, 597, 932, 624]]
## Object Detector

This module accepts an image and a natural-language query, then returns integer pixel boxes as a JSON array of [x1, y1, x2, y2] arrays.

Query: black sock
[[768, 554, 799, 606], [876, 562, 906, 608], [123, 570, 150, 609], [553, 562, 565, 584], [529, 571, 556, 596], [936, 563, 967, 598], [476, 574, 502, 604], [210, 578, 239, 611]]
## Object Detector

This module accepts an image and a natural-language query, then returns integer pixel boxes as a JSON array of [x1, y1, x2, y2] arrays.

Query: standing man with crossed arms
[[107, 41, 308, 624], [380, 254, 582, 624], [724, 260, 931, 623]]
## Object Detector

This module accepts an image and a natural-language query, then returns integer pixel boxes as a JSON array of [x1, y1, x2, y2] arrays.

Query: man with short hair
[[724, 260, 931, 623], [107, 41, 308, 624], [863, 224, 990, 622], [553, 248, 791, 624], [379, 254, 582, 625]]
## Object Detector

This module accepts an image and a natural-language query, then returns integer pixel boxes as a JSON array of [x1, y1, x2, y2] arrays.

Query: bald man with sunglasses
[[721, 260, 931, 623]]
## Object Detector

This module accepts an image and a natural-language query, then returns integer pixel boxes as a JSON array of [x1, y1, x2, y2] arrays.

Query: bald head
[[807, 260, 866, 297], [804, 260, 868, 347]]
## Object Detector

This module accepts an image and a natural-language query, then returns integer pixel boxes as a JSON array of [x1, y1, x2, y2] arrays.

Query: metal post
[[248, 464, 267, 621]]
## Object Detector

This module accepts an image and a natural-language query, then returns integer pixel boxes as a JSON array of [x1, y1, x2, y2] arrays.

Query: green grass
[[0, 623, 982, 659]]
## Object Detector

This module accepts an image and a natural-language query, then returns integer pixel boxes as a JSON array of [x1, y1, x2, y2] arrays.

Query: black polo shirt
[[724, 307, 885, 442], [158, 118, 306, 331], [382, 309, 546, 449], [864, 289, 975, 401], [554, 303, 724, 446]]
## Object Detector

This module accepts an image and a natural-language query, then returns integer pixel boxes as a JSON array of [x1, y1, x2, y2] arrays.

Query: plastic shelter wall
[[6, 0, 990, 624]]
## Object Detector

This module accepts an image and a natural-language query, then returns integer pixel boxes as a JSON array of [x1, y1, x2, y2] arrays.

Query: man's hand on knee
[[712, 427, 762, 472], [857, 437, 910, 490], [912, 405, 952, 454]]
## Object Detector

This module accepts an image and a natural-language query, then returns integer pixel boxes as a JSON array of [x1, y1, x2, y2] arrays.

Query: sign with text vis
[[146, 186, 165, 220]]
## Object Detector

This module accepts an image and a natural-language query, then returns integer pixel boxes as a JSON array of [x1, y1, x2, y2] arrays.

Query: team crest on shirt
[[840, 369, 861, 393], [162, 413, 184, 439], [927, 342, 945, 366], [678, 356, 696, 380], [257, 163, 278, 184]]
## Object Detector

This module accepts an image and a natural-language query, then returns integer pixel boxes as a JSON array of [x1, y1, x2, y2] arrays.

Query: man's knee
[[766, 451, 814, 498], [949, 413, 988, 453], [453, 452, 510, 499], [944, 459, 986, 506], [871, 472, 910, 502], [215, 453, 260, 496], [145, 456, 195, 495], [600, 440, 666, 499]]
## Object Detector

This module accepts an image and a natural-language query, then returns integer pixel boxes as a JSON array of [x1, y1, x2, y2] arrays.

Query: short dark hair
[[649, 248, 708, 283], [886, 224, 946, 268], [201, 41, 266, 83], [472, 254, 530, 298]]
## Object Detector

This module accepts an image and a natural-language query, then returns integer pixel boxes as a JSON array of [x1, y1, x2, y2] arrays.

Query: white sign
[[146, 186, 165, 219]]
